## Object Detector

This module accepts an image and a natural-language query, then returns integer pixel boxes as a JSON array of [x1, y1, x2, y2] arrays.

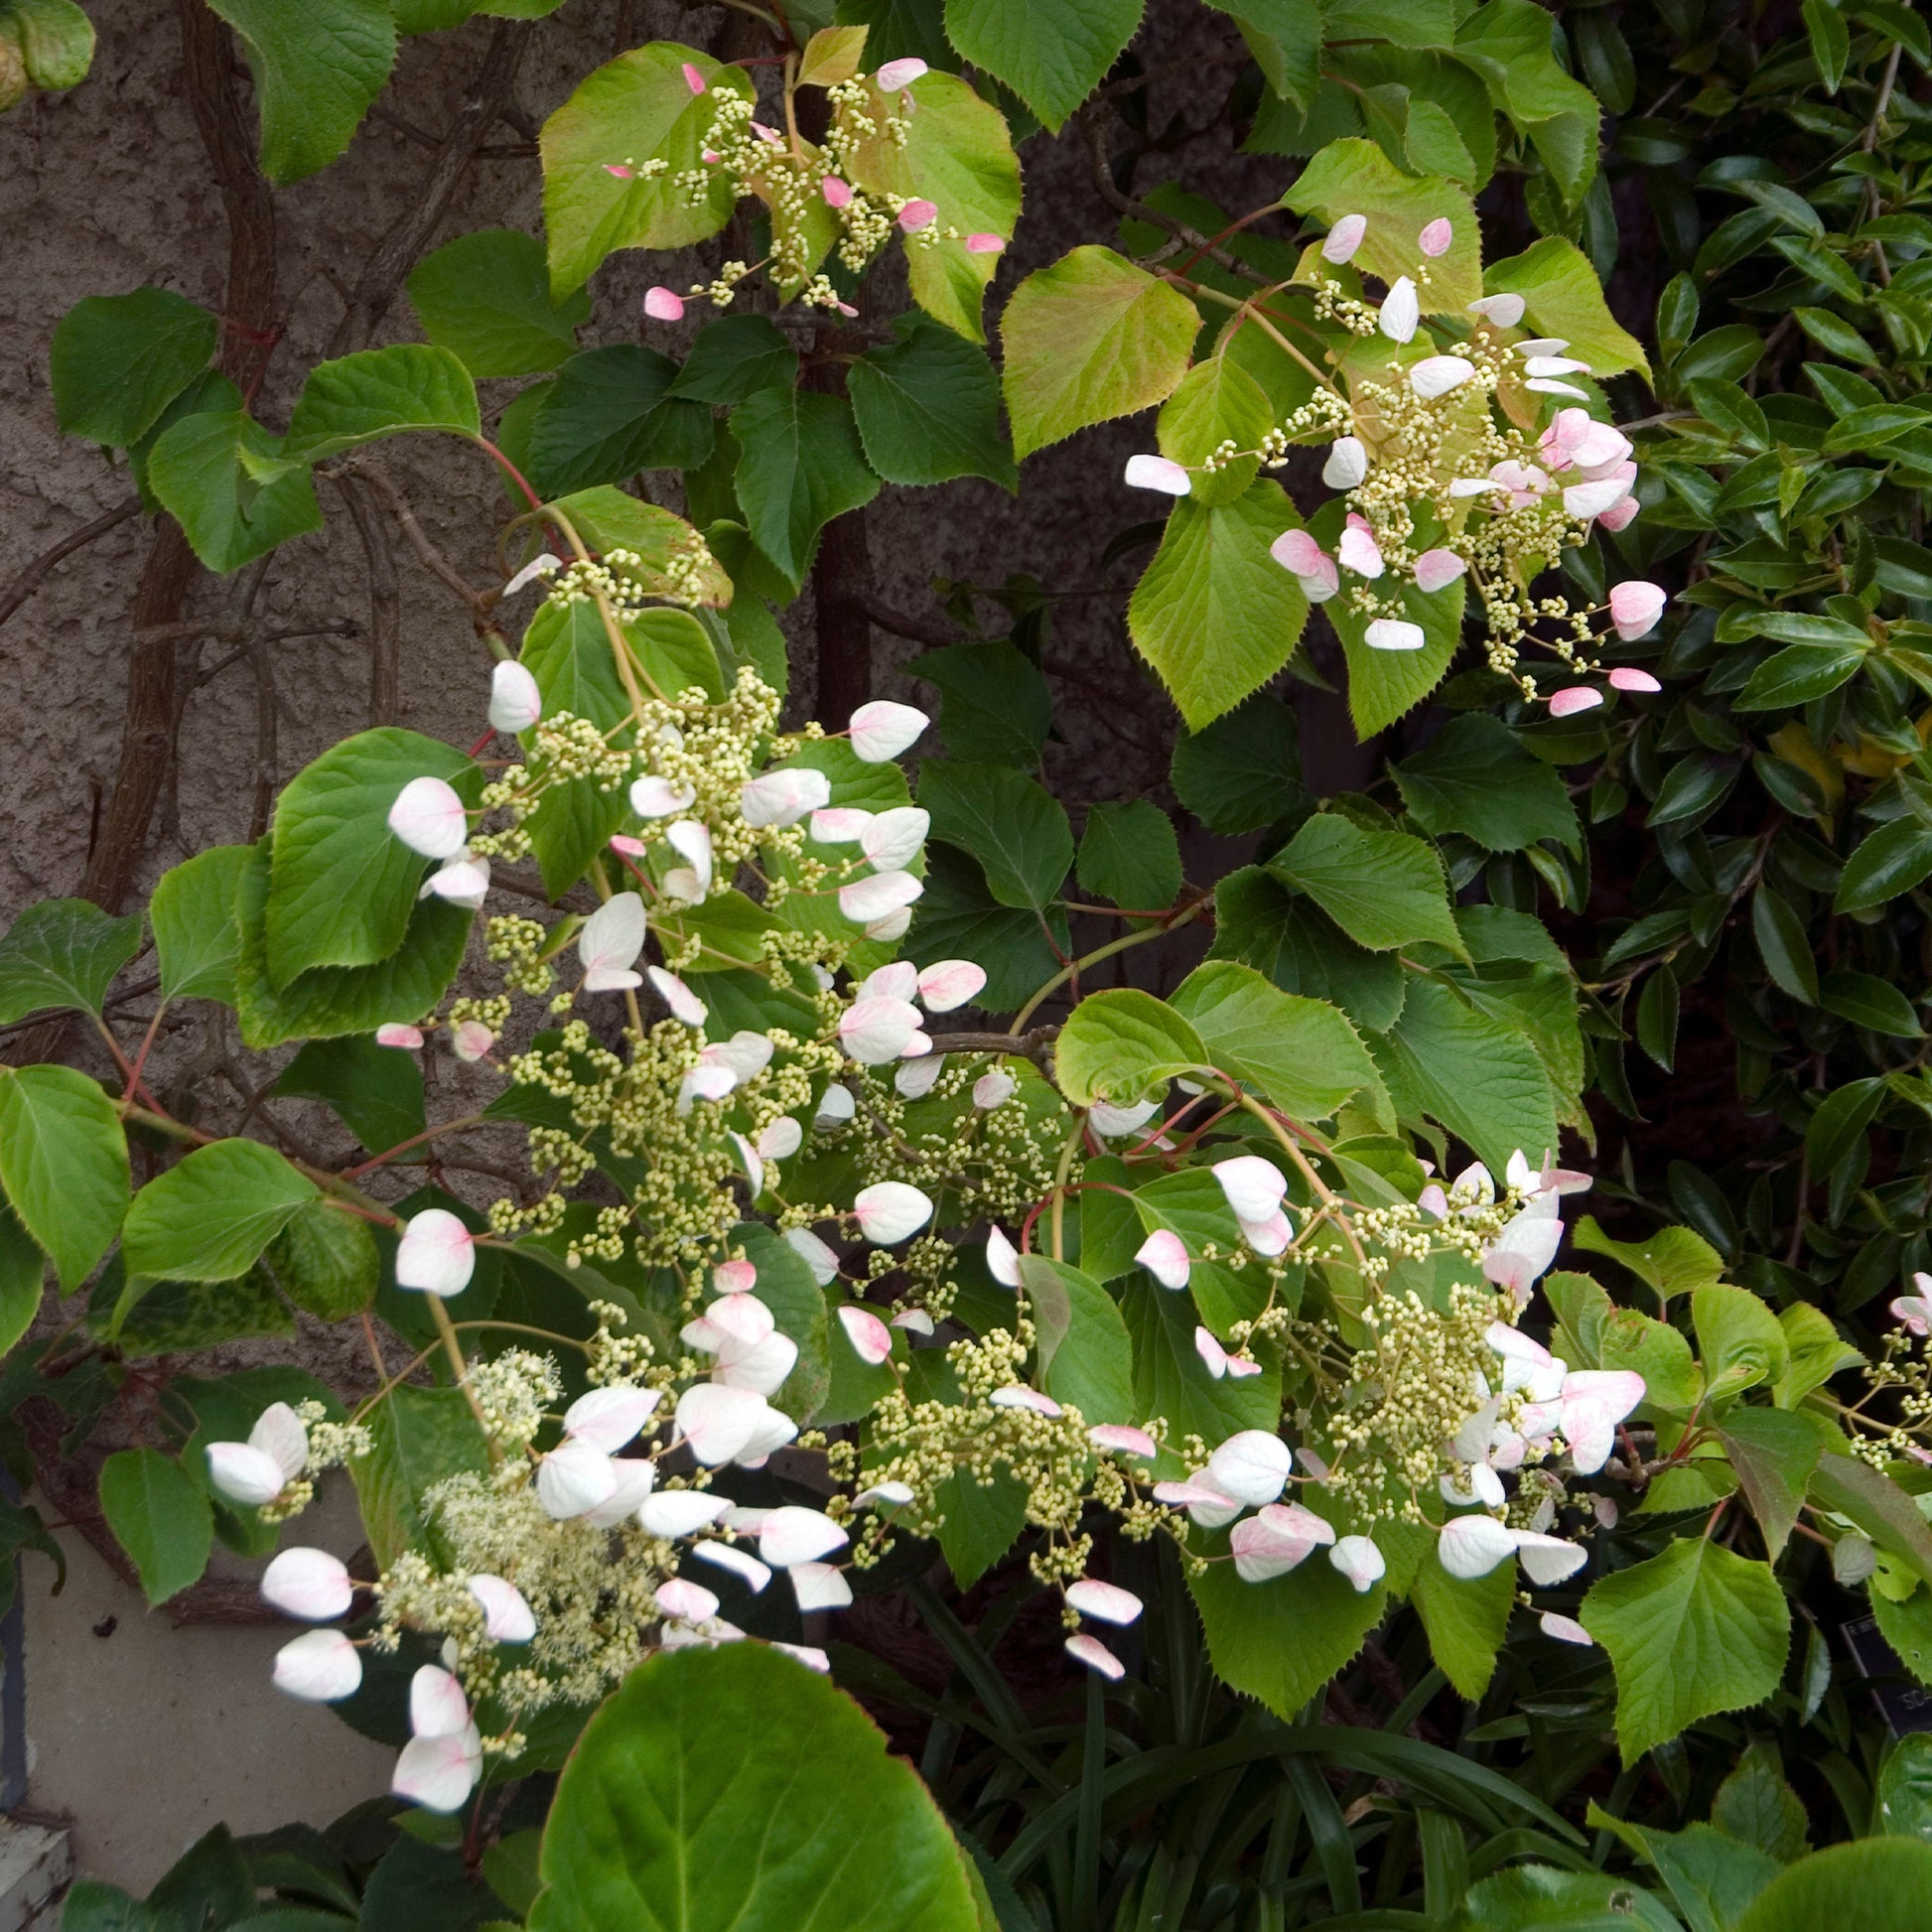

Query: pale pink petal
[[759, 1505, 849, 1568], [1413, 547, 1466, 594], [917, 959, 987, 1011], [990, 1385, 1063, 1418], [682, 61, 707, 92], [392, 1727, 482, 1812], [1329, 1535, 1385, 1591], [261, 1548, 352, 1622], [965, 233, 1005, 254], [821, 175, 854, 207], [1136, 1229, 1190, 1290], [207, 1442, 290, 1508], [536, 1439, 618, 1520], [877, 56, 928, 90], [1547, 686, 1603, 718], [273, 1628, 362, 1702], [897, 199, 937, 232], [790, 1562, 852, 1610], [388, 777, 469, 860], [644, 286, 686, 322], [837, 1304, 893, 1365], [1539, 1611, 1594, 1645], [488, 660, 542, 734], [375, 1024, 424, 1050], [852, 1181, 932, 1244], [1065, 1633, 1125, 1679], [1607, 666, 1660, 693], [468, 1574, 536, 1642], [1124, 454, 1191, 496], [1090, 1424, 1157, 1458], [656, 1578, 720, 1623], [1419, 217, 1452, 257], [1066, 1579, 1143, 1625], [691, 1539, 772, 1591], [394, 1209, 475, 1297], [564, 1384, 659, 1453], [1320, 212, 1366, 264], [1205, 1429, 1291, 1506]]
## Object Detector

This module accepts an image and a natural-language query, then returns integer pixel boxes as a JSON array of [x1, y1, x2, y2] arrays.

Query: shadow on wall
[[23, 1478, 391, 1893]]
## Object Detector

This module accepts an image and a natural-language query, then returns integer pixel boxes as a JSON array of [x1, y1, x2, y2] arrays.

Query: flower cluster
[[1124, 211, 1670, 715], [625, 56, 1004, 326]]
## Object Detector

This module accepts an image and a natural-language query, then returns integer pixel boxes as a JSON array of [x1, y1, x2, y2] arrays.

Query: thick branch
[[70, 0, 277, 933], [0, 499, 141, 633], [329, 20, 533, 354], [1082, 114, 1251, 277]]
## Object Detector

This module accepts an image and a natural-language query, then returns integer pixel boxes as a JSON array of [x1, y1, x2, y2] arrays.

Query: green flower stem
[[1010, 897, 1207, 1032]]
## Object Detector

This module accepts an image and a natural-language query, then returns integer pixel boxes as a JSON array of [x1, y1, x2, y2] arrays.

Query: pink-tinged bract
[[1337, 518, 1384, 579], [578, 891, 646, 992], [488, 659, 542, 734], [1211, 1155, 1287, 1223], [387, 776, 468, 859], [1270, 528, 1325, 576], [1065, 1633, 1125, 1679], [451, 1018, 493, 1059], [990, 1385, 1064, 1418], [1467, 292, 1527, 328], [647, 965, 708, 1027], [273, 1629, 363, 1702], [1379, 275, 1419, 343], [897, 198, 937, 232], [691, 1539, 772, 1591], [469, 1575, 536, 1642], [1320, 212, 1366, 263], [1329, 1535, 1386, 1591], [876, 56, 928, 89], [1321, 436, 1366, 488], [536, 1439, 619, 1520], [207, 1441, 289, 1508], [637, 1490, 731, 1538], [1607, 666, 1661, 693], [1090, 1424, 1159, 1458], [1205, 1429, 1292, 1506], [1539, 1611, 1594, 1646], [1608, 580, 1667, 640], [564, 1383, 658, 1453], [1419, 216, 1452, 257], [791, 1562, 853, 1610], [821, 175, 853, 207], [375, 1023, 424, 1049], [1413, 547, 1465, 593], [965, 232, 1004, 253], [1364, 619, 1425, 652], [837, 1303, 894, 1365], [643, 285, 686, 322], [682, 60, 707, 92], [850, 695, 930, 753], [760, 1505, 850, 1568], [262, 1547, 352, 1622], [1066, 1579, 1143, 1625], [1547, 686, 1603, 719], [1136, 1229, 1190, 1290], [1124, 453, 1191, 495], [918, 959, 986, 1011], [1437, 1512, 1518, 1579], [394, 1208, 476, 1296], [656, 1578, 720, 1624], [392, 1728, 483, 1813]]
